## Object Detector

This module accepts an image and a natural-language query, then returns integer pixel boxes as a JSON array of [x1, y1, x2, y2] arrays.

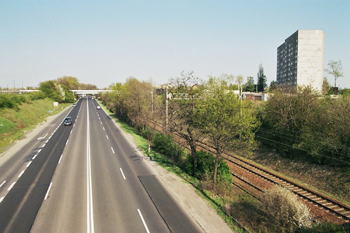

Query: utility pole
[[239, 83, 242, 140], [165, 86, 168, 134]]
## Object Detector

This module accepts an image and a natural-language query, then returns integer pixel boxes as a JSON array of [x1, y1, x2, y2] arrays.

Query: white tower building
[[277, 30, 325, 92]]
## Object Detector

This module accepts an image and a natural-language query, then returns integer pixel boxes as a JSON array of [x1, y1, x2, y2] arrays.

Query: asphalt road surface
[[0, 97, 203, 233]]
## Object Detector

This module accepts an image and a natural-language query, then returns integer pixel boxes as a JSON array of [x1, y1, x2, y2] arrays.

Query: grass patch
[[0, 117, 16, 134]]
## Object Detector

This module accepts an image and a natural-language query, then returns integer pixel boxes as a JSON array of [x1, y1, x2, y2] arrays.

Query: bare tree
[[325, 60, 344, 89]]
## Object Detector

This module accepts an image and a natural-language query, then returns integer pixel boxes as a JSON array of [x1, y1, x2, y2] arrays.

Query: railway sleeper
[[298, 191, 308, 195], [304, 193, 315, 198], [323, 202, 334, 206]]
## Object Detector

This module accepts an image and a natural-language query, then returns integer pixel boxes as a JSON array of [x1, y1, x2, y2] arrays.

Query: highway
[[0, 97, 203, 233]]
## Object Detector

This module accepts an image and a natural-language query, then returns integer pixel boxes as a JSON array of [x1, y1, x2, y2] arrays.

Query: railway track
[[145, 118, 350, 223]]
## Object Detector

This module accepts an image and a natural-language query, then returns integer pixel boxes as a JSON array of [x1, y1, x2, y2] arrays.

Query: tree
[[322, 77, 331, 95], [325, 60, 344, 89], [39, 80, 64, 102], [197, 75, 259, 191], [244, 76, 255, 92], [79, 83, 98, 90], [56, 76, 79, 90], [257, 64, 267, 92], [260, 86, 322, 157], [100, 82, 129, 121], [124, 77, 152, 128], [269, 80, 278, 92], [168, 71, 203, 176]]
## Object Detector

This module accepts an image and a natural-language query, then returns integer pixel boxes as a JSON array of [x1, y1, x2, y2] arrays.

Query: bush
[[261, 185, 312, 232], [139, 126, 154, 141], [295, 222, 346, 233], [0, 94, 14, 108], [152, 132, 186, 163], [0, 94, 35, 109], [186, 150, 233, 185], [29, 91, 46, 100]]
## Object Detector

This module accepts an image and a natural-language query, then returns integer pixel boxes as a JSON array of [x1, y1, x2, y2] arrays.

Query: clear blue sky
[[0, 0, 349, 89]]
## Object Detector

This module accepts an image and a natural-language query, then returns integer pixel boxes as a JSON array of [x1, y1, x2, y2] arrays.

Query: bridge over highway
[[71, 90, 113, 95], [11, 89, 114, 95]]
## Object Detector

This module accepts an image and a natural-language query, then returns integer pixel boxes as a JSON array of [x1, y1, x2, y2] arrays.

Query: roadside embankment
[[0, 98, 69, 154]]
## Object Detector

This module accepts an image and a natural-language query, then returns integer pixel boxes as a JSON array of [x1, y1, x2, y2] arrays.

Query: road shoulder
[[105, 112, 234, 233]]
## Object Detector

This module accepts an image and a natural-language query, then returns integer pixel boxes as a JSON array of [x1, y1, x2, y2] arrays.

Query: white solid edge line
[[0, 180, 6, 188], [44, 182, 52, 200], [137, 209, 150, 233], [87, 99, 95, 233], [0, 197, 4, 203], [26, 161, 32, 167], [66, 139, 69, 145], [7, 182, 16, 191], [120, 168, 126, 180], [18, 170, 25, 178]]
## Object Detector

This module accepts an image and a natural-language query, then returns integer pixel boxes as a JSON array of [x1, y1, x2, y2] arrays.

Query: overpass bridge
[[71, 90, 113, 95], [15, 89, 113, 95]]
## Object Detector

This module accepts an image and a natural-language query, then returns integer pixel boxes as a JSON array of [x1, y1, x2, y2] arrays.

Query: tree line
[[100, 73, 350, 175], [0, 76, 98, 108], [258, 86, 350, 166]]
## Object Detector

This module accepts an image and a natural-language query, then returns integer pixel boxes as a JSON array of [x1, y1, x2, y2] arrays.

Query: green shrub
[[186, 150, 233, 185], [139, 126, 154, 141], [0, 93, 43, 109], [153, 133, 173, 154], [152, 132, 187, 163], [29, 91, 46, 100], [294, 222, 346, 233]]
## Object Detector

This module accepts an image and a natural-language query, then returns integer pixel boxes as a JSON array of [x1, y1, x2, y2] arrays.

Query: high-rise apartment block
[[277, 30, 325, 91]]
